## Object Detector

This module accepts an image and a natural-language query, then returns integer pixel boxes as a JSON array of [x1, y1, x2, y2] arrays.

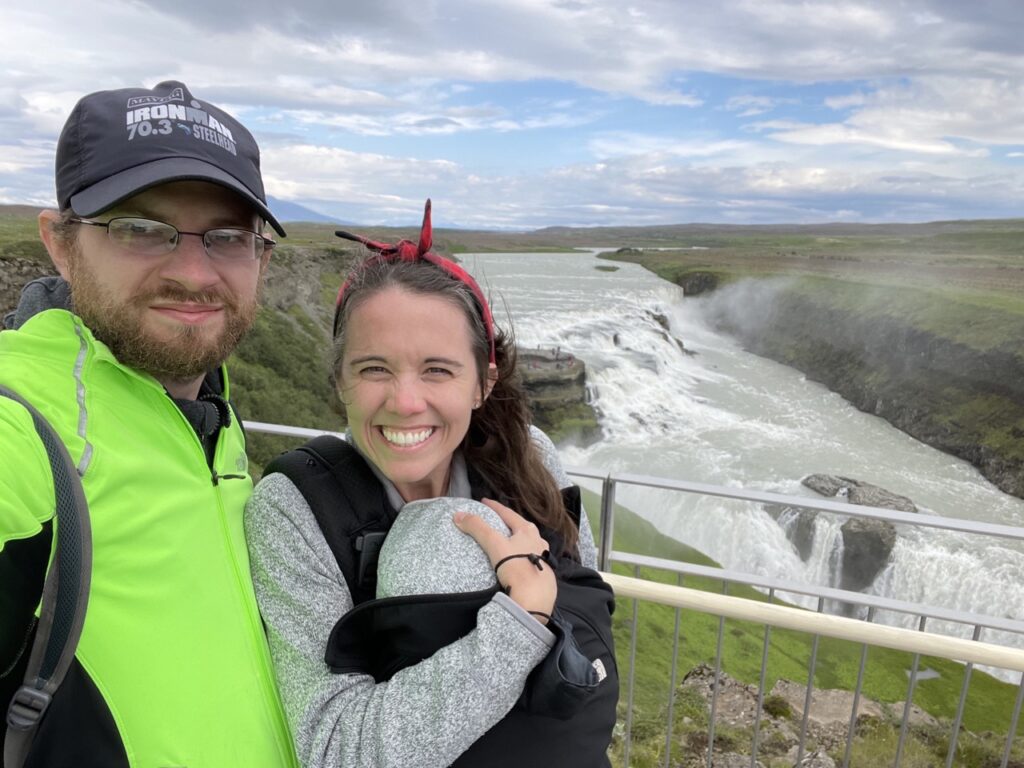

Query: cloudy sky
[[3, 0, 1024, 228]]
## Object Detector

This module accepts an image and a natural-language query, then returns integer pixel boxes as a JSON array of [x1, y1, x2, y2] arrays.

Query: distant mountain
[[266, 197, 342, 224]]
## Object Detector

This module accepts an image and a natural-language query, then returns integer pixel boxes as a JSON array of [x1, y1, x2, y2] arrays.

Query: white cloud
[[724, 95, 789, 117], [255, 139, 1024, 228], [4, 0, 1024, 225], [755, 77, 1024, 158], [589, 133, 757, 162], [825, 92, 867, 110]]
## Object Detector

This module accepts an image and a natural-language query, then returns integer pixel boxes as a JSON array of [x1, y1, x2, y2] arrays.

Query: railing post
[[750, 588, 775, 768], [796, 597, 825, 765], [945, 625, 982, 768], [843, 606, 874, 768], [1002, 672, 1024, 768], [598, 474, 616, 571], [896, 615, 928, 766], [663, 572, 684, 768], [623, 563, 641, 768]]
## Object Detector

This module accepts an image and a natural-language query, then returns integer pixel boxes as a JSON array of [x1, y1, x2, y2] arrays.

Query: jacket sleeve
[[528, 425, 600, 569], [244, 473, 554, 768], [0, 398, 56, 551]]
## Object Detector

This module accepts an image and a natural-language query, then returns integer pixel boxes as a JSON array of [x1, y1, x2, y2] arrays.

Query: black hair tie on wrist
[[494, 551, 547, 573], [527, 610, 553, 624], [494, 551, 549, 591]]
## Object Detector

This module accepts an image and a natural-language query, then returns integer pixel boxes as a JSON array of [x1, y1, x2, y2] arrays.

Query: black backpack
[[265, 436, 619, 768], [0, 386, 92, 768]]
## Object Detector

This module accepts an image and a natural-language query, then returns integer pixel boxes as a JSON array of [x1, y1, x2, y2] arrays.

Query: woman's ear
[[483, 362, 498, 400]]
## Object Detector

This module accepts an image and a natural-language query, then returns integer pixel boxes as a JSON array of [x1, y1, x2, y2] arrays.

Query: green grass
[[229, 306, 341, 476], [779, 276, 1024, 352], [0, 208, 49, 263]]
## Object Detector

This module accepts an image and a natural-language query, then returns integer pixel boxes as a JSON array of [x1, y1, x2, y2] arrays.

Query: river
[[463, 249, 1024, 679]]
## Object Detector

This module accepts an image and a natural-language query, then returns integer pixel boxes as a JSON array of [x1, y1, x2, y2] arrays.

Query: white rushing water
[[464, 249, 1024, 679]]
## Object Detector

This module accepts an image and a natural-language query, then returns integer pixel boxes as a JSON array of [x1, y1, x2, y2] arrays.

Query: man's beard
[[65, 255, 260, 385]]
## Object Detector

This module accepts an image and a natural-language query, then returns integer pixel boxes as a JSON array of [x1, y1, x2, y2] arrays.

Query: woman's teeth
[[381, 427, 434, 447]]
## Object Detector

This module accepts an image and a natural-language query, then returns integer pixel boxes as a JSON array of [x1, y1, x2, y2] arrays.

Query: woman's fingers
[[452, 510, 507, 560], [480, 497, 534, 534], [453, 503, 557, 620]]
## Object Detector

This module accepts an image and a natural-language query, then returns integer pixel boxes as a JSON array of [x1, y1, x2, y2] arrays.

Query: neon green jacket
[[0, 308, 297, 767]]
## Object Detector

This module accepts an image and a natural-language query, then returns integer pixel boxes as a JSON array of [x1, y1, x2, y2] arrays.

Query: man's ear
[[38, 210, 72, 280]]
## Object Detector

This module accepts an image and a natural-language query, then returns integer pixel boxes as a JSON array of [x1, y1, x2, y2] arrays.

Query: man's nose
[[159, 233, 220, 291]]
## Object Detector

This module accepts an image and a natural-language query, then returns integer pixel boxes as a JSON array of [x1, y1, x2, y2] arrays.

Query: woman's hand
[[453, 498, 557, 624]]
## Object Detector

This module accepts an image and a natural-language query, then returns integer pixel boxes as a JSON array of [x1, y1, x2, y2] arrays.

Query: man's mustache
[[139, 285, 239, 310]]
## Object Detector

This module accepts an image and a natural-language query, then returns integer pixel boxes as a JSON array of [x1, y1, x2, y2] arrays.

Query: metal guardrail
[[566, 463, 1024, 768], [608, 569, 1024, 768], [245, 420, 1024, 767]]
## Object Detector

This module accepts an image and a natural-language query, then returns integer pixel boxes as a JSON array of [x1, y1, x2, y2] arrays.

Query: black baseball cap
[[55, 80, 285, 236]]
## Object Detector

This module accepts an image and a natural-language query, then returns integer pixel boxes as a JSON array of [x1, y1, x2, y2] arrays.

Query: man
[[0, 81, 298, 767]]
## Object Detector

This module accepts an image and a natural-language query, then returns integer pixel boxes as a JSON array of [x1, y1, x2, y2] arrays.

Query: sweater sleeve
[[244, 473, 554, 768], [528, 425, 600, 570]]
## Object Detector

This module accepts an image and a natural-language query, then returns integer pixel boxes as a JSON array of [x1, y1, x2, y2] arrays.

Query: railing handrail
[[602, 572, 1024, 673], [245, 420, 345, 440], [566, 466, 1024, 542], [612, 550, 1024, 635]]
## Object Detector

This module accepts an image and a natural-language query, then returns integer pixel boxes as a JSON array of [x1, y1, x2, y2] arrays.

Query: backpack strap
[[0, 386, 91, 768], [264, 436, 397, 606]]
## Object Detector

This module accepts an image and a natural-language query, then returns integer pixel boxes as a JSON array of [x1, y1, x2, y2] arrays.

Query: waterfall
[[466, 250, 1024, 682]]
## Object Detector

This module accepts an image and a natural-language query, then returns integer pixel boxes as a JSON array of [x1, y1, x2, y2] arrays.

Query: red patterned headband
[[333, 199, 496, 364]]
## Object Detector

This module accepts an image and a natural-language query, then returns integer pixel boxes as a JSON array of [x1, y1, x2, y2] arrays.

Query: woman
[[245, 201, 617, 768]]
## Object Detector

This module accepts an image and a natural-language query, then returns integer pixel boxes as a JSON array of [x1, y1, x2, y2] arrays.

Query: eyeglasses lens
[[107, 218, 177, 255], [204, 229, 260, 260], [105, 218, 261, 260]]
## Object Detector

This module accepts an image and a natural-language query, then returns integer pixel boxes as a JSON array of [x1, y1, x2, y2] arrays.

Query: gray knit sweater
[[245, 427, 598, 768]]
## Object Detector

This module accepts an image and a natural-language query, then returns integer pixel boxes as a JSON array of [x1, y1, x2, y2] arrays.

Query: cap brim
[[69, 157, 286, 237]]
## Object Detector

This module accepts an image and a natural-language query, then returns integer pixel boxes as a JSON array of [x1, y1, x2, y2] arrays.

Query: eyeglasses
[[68, 217, 275, 262]]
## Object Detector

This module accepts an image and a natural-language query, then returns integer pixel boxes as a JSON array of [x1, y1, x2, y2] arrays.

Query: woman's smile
[[378, 425, 436, 448]]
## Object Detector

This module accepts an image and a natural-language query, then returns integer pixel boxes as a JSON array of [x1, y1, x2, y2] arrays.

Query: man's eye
[[359, 366, 389, 376], [208, 230, 246, 245], [425, 367, 454, 377]]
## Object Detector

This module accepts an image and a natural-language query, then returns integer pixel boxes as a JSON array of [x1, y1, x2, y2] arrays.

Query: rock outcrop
[[678, 270, 719, 296], [518, 347, 600, 444], [837, 517, 896, 592], [800, 474, 912, 592], [801, 475, 917, 513], [769, 475, 916, 593]]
